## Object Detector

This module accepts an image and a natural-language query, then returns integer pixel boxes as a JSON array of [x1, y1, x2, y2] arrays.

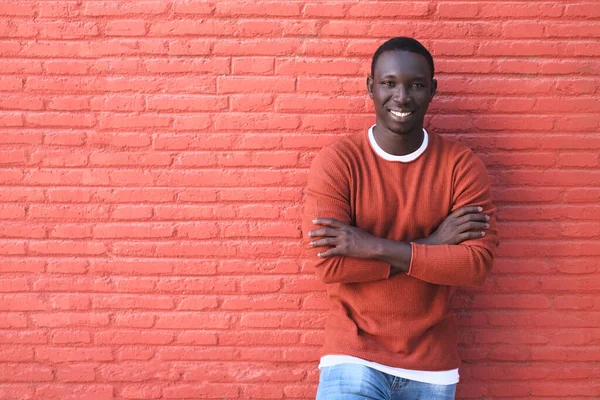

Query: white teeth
[[390, 110, 412, 118]]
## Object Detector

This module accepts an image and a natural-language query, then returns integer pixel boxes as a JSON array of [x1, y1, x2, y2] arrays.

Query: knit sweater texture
[[302, 128, 499, 371]]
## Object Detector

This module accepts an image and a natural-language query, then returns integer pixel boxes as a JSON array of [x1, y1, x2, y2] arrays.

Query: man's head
[[370, 37, 434, 79], [367, 37, 437, 137]]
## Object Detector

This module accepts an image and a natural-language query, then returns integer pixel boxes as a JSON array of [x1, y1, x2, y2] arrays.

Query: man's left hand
[[309, 218, 379, 259]]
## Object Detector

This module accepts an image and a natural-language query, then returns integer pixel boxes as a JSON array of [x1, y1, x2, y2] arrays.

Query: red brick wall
[[1, 1, 599, 399]]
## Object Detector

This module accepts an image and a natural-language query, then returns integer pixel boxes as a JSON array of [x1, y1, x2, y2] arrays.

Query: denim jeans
[[316, 364, 456, 400]]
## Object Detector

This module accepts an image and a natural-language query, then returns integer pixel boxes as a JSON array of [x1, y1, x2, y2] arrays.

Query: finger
[[457, 221, 490, 232], [308, 228, 342, 238], [451, 206, 483, 218], [318, 247, 343, 258], [457, 213, 490, 225], [312, 218, 346, 229], [310, 238, 338, 248], [458, 231, 486, 243]]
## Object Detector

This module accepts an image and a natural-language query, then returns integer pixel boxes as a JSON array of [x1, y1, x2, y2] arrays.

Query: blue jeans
[[316, 364, 456, 400]]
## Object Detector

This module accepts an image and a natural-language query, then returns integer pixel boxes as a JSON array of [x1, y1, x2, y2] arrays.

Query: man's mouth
[[389, 110, 413, 118]]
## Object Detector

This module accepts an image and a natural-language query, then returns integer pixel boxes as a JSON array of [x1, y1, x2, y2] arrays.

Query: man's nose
[[392, 85, 410, 103]]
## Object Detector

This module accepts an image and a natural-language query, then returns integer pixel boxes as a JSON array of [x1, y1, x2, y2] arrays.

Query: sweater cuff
[[408, 241, 418, 276]]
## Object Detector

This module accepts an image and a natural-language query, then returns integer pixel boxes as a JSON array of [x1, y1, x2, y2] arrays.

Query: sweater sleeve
[[407, 150, 499, 287], [302, 147, 391, 284]]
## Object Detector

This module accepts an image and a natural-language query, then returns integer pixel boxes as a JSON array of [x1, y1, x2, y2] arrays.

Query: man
[[302, 37, 499, 399]]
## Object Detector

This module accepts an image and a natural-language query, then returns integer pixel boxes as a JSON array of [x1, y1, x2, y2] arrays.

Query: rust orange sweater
[[302, 128, 499, 371]]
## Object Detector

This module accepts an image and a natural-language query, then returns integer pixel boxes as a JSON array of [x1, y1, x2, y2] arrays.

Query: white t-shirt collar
[[368, 124, 428, 163]]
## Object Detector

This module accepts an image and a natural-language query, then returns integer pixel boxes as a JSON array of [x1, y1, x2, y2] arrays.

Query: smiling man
[[302, 37, 499, 399]]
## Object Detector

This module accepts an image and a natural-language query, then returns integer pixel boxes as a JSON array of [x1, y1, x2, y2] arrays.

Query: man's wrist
[[372, 238, 411, 273]]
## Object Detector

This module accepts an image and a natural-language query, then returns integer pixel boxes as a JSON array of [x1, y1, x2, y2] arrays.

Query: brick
[[0, 112, 23, 126], [276, 95, 365, 112], [32, 312, 110, 327], [148, 20, 235, 37], [0, 313, 27, 328], [502, 22, 545, 38], [221, 295, 300, 310], [232, 57, 274, 74], [0, 346, 33, 361], [44, 131, 86, 146], [215, 2, 300, 17], [51, 330, 92, 344], [0, 204, 26, 219], [277, 58, 362, 75], [46, 260, 88, 274], [546, 22, 600, 38], [565, 3, 600, 18], [158, 347, 237, 361], [89, 152, 171, 167], [218, 76, 295, 94], [96, 330, 173, 345], [145, 58, 230, 74], [83, 1, 168, 16], [478, 40, 560, 56], [105, 20, 147, 36], [157, 277, 236, 293], [436, 3, 479, 18], [173, 2, 214, 15], [26, 112, 95, 127], [113, 313, 155, 329], [214, 39, 301, 56], [98, 114, 171, 130], [120, 384, 162, 399], [90, 95, 144, 111], [93, 294, 173, 310], [0, 364, 53, 382], [50, 294, 91, 310], [97, 363, 166, 382], [479, 3, 564, 18], [35, 384, 114, 400], [347, 2, 429, 17], [303, 3, 347, 17], [147, 95, 227, 111], [38, 2, 82, 18], [29, 240, 106, 256], [56, 364, 96, 382]]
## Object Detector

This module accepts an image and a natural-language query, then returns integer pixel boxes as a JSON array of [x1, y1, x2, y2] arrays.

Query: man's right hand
[[422, 206, 490, 246]]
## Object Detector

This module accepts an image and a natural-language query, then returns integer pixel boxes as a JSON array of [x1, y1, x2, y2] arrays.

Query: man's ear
[[430, 79, 437, 100], [367, 76, 374, 99]]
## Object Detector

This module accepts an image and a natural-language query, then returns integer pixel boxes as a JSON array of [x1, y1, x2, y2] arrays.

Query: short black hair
[[371, 37, 434, 79]]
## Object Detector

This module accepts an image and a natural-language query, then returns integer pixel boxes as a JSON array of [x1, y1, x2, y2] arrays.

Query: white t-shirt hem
[[318, 355, 459, 385]]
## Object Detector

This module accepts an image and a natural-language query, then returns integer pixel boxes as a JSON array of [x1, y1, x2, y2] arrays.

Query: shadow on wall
[[426, 81, 569, 397]]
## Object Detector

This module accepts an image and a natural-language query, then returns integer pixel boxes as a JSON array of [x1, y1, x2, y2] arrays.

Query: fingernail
[[317, 253, 322, 257], [485, 223, 490, 228], [478, 207, 483, 212], [312, 219, 317, 223], [481, 232, 486, 236], [486, 215, 490, 221]]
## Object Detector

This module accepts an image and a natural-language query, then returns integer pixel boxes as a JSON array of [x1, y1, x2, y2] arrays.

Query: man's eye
[[412, 83, 425, 88], [382, 81, 395, 87]]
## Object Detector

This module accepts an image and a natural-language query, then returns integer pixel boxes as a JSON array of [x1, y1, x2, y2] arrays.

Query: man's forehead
[[374, 50, 431, 77]]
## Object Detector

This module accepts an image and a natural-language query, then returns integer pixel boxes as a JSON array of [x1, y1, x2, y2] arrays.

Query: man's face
[[367, 50, 437, 136]]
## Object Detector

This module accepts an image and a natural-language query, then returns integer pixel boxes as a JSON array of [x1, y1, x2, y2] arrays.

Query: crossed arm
[[309, 206, 490, 277], [302, 148, 499, 287]]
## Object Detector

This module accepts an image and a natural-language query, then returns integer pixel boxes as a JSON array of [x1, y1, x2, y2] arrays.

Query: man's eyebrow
[[379, 73, 428, 80]]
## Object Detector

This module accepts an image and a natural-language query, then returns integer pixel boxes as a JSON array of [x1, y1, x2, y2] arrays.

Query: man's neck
[[372, 124, 425, 156]]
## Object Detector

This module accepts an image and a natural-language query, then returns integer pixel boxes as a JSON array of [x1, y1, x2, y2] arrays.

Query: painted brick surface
[[1, 1, 599, 399]]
